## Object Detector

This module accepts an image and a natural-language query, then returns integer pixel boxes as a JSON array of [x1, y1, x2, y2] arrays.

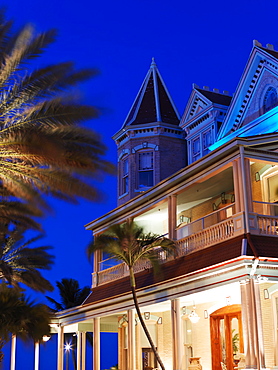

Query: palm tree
[[0, 227, 54, 293], [0, 283, 51, 363], [46, 278, 92, 370], [0, 197, 43, 235], [46, 278, 90, 311], [87, 221, 176, 370], [0, 12, 114, 211]]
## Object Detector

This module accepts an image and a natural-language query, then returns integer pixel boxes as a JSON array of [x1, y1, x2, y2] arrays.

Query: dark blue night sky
[[3, 0, 278, 368]]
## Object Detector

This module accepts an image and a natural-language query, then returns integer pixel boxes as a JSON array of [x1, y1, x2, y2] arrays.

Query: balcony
[[91, 201, 278, 288]]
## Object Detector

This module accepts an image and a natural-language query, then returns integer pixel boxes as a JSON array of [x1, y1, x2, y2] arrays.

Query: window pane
[[139, 152, 153, 170], [139, 171, 153, 187], [203, 130, 212, 155], [192, 137, 201, 161], [123, 158, 128, 175], [123, 176, 128, 193]]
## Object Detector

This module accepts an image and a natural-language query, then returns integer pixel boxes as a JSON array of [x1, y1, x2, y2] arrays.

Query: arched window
[[263, 87, 278, 113]]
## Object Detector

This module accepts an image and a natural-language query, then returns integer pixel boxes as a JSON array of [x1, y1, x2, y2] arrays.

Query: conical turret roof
[[121, 58, 180, 128]]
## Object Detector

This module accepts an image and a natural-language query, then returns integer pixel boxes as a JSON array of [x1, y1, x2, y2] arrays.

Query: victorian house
[[52, 40, 278, 370]]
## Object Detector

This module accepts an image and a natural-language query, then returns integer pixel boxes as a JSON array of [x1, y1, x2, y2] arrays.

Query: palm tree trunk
[[129, 267, 165, 370]]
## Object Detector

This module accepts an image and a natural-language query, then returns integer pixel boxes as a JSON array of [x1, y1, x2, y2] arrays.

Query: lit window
[[138, 152, 153, 188]]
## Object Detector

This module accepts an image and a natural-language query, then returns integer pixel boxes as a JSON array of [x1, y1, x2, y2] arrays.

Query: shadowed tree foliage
[[0, 12, 114, 213], [0, 283, 51, 363], [46, 278, 90, 310], [0, 227, 54, 293], [87, 221, 176, 370], [46, 278, 91, 370]]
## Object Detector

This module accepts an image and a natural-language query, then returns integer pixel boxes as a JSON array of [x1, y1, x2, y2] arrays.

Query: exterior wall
[[117, 133, 186, 206], [250, 162, 264, 202], [242, 69, 278, 127], [158, 135, 186, 180], [259, 282, 275, 368], [177, 192, 235, 228], [190, 302, 211, 370], [161, 310, 172, 370]]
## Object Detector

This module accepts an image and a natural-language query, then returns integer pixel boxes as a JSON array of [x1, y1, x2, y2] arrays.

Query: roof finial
[[151, 57, 156, 67]]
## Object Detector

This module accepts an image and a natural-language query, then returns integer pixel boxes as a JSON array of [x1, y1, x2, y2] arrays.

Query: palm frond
[[87, 221, 176, 270], [0, 13, 114, 209], [0, 228, 54, 292]]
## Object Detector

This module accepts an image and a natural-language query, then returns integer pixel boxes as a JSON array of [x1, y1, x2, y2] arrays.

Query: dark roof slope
[[122, 59, 180, 128], [196, 88, 232, 106], [259, 46, 278, 60]]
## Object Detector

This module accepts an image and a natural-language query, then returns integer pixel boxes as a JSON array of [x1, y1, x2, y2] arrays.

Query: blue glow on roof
[[210, 108, 278, 151]]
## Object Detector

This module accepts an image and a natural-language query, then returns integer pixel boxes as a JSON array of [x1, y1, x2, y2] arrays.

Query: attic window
[[263, 87, 278, 113]]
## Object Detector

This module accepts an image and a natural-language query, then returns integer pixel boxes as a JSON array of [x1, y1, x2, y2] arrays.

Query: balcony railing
[[176, 217, 234, 257], [91, 203, 278, 287]]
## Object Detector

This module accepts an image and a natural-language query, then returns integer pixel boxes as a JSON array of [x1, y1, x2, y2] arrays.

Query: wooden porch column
[[168, 195, 177, 240], [10, 335, 16, 370], [76, 331, 81, 370], [93, 318, 100, 370], [81, 332, 86, 370], [57, 325, 64, 370], [34, 342, 39, 370], [232, 159, 243, 213], [240, 278, 265, 370], [171, 298, 182, 370], [239, 147, 253, 232], [127, 309, 136, 370]]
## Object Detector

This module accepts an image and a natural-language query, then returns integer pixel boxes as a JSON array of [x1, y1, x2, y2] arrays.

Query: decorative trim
[[132, 142, 158, 153], [118, 149, 130, 161]]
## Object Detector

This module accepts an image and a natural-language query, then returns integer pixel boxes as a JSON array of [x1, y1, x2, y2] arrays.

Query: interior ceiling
[[135, 166, 234, 220], [177, 167, 233, 208]]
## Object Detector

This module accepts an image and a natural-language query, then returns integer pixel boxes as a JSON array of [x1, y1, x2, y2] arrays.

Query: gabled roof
[[196, 88, 232, 106], [258, 45, 278, 60], [181, 84, 232, 124], [218, 41, 278, 140], [121, 58, 180, 128]]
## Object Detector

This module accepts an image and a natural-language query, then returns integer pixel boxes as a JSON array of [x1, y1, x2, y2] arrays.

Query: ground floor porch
[[49, 256, 278, 370]]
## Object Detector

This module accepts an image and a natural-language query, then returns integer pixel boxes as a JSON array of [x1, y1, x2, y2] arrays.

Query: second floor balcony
[[92, 200, 278, 287], [89, 141, 278, 288]]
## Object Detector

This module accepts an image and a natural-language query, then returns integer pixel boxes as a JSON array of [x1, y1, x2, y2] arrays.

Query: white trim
[[132, 142, 158, 153], [118, 149, 130, 161]]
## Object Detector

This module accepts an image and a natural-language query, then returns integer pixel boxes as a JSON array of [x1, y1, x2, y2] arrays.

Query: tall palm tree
[[87, 221, 176, 370], [0, 283, 51, 363], [0, 12, 114, 211], [46, 278, 91, 370], [0, 227, 54, 293]]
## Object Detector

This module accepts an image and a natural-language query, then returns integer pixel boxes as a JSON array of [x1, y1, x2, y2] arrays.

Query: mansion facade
[[52, 40, 278, 370]]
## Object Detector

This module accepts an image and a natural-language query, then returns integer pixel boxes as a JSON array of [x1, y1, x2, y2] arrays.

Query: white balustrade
[[92, 204, 278, 287]]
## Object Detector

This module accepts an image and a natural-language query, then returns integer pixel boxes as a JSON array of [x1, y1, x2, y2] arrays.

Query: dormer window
[[138, 152, 154, 188], [192, 137, 201, 162], [263, 87, 278, 113], [203, 130, 212, 156]]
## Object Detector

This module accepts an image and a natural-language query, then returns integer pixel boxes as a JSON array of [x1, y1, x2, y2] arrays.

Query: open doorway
[[142, 348, 158, 370], [210, 305, 243, 370]]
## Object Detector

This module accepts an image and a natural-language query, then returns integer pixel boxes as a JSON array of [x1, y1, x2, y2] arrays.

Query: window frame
[[137, 151, 154, 189]]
